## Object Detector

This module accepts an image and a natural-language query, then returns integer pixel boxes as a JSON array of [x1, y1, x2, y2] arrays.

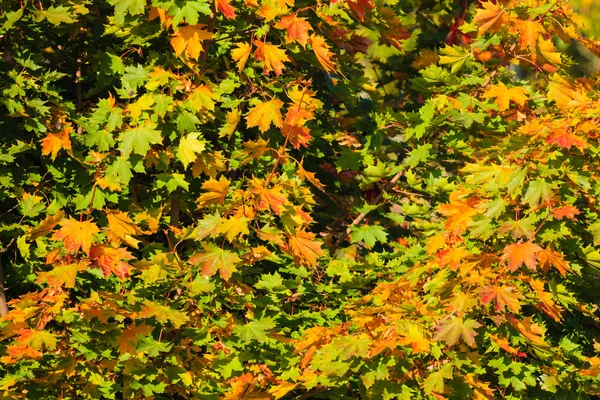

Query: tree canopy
[[2, 0, 600, 398]]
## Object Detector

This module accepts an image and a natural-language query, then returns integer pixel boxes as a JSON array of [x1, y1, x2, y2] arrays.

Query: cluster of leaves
[[2, 0, 600, 398]]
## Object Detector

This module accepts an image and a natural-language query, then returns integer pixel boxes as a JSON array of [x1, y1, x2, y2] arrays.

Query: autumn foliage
[[2, 0, 600, 398]]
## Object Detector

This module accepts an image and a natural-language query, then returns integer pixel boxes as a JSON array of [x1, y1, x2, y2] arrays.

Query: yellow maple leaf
[[231, 42, 252, 71], [246, 99, 284, 132], [309, 34, 335, 72], [253, 41, 289, 76], [171, 25, 213, 60], [473, 1, 506, 35], [107, 211, 141, 249], [217, 216, 250, 242], [537, 38, 562, 65], [547, 74, 589, 110], [127, 94, 154, 119], [41, 126, 72, 160], [516, 20, 544, 52], [482, 82, 529, 111], [178, 132, 206, 169], [188, 85, 217, 112], [52, 218, 100, 255], [198, 176, 230, 206]]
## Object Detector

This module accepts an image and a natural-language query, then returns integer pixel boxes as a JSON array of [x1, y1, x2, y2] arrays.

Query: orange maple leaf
[[119, 323, 153, 355], [253, 41, 289, 76], [90, 245, 134, 279], [437, 192, 481, 235], [546, 130, 587, 151], [482, 82, 529, 111], [516, 20, 544, 52], [232, 42, 252, 71], [198, 176, 230, 206], [501, 241, 542, 272], [246, 99, 284, 132], [171, 25, 213, 60], [148, 7, 173, 29], [537, 247, 571, 277], [52, 218, 100, 255], [309, 35, 336, 73], [547, 74, 589, 110], [480, 285, 522, 313], [286, 229, 323, 267], [216, 0, 236, 19], [553, 205, 580, 220], [41, 126, 72, 160], [249, 179, 289, 214], [282, 108, 313, 149], [473, 1, 506, 35], [275, 14, 312, 47]]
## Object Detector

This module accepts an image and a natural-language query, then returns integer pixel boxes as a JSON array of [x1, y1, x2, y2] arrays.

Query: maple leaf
[[309, 34, 335, 73], [282, 108, 312, 148], [254, 41, 289, 76], [118, 122, 163, 157], [501, 241, 543, 272], [347, 0, 374, 22], [216, 0, 236, 19], [41, 128, 72, 160], [138, 300, 190, 328], [553, 205, 580, 220], [473, 1, 506, 35], [219, 109, 241, 138], [52, 218, 100, 254], [194, 213, 221, 240], [250, 179, 289, 214], [480, 285, 522, 313], [231, 42, 252, 71], [119, 323, 153, 355], [189, 243, 241, 280], [188, 85, 217, 113], [537, 247, 571, 277], [538, 38, 562, 65], [546, 130, 587, 151], [434, 317, 481, 347], [178, 132, 206, 169], [246, 99, 284, 132], [398, 323, 431, 354], [529, 278, 563, 322], [197, 176, 230, 206], [1, 329, 57, 364], [35, 263, 81, 288], [490, 334, 526, 357], [482, 82, 529, 111], [437, 192, 480, 235], [286, 229, 323, 267], [516, 20, 544, 52], [28, 211, 64, 241], [275, 14, 312, 47], [547, 74, 589, 110], [127, 94, 154, 119], [148, 6, 173, 29], [171, 24, 213, 60], [90, 244, 135, 279], [241, 138, 269, 164], [216, 215, 250, 242], [107, 211, 141, 248]]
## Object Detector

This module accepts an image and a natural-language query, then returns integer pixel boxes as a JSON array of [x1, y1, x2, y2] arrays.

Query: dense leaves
[[2, 0, 600, 399]]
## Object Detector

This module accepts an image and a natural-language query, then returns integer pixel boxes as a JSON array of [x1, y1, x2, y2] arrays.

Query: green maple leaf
[[233, 318, 276, 342], [434, 317, 481, 346], [136, 335, 173, 357], [108, 0, 146, 17], [423, 364, 453, 394], [189, 244, 241, 280], [523, 179, 554, 207], [255, 272, 287, 291], [350, 225, 388, 248], [85, 130, 115, 151], [118, 123, 162, 157], [405, 143, 432, 168], [139, 300, 190, 328]]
